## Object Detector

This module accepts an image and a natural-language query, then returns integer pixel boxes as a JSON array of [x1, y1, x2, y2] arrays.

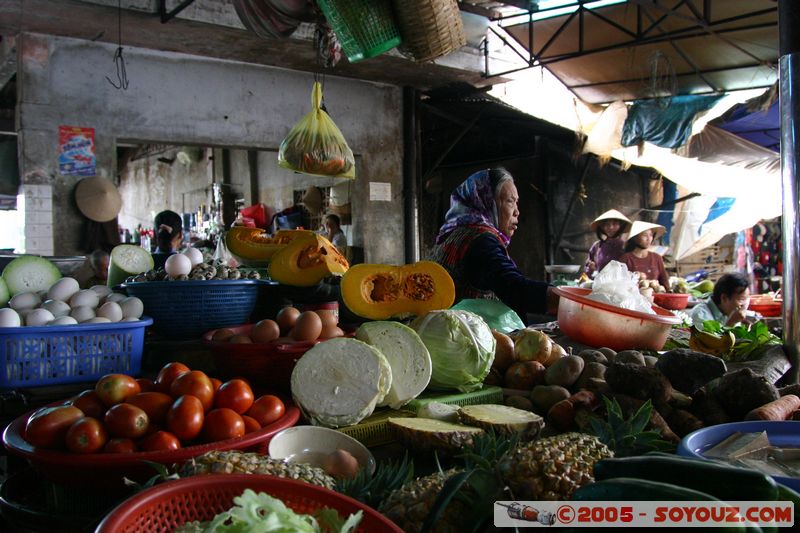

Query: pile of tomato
[[23, 362, 287, 453]]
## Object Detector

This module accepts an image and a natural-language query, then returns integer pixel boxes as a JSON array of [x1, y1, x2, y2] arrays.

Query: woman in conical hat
[[584, 209, 631, 277], [619, 220, 670, 290]]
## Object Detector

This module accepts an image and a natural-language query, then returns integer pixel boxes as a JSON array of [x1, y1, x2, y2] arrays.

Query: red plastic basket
[[2, 402, 300, 493], [749, 296, 782, 317], [203, 324, 353, 391], [96, 473, 403, 533], [653, 292, 690, 310]]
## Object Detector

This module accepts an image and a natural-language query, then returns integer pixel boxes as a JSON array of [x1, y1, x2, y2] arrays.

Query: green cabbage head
[[411, 309, 495, 392]]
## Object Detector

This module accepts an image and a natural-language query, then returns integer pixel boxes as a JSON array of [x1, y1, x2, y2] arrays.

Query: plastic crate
[[0, 318, 152, 390], [404, 385, 504, 412], [123, 280, 270, 340], [317, 0, 402, 62]]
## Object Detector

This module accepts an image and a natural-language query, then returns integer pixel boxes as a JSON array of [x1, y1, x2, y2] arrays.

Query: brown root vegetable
[[483, 367, 503, 387], [545, 391, 599, 432], [530, 385, 570, 414], [577, 349, 608, 366], [745, 394, 800, 421], [779, 384, 800, 397], [505, 395, 534, 412], [544, 355, 584, 387], [659, 404, 705, 437], [655, 348, 727, 395], [712, 368, 780, 420], [491, 330, 516, 371], [511, 329, 553, 365], [605, 363, 673, 405], [611, 393, 680, 443], [615, 350, 645, 366], [690, 387, 732, 426], [504, 361, 546, 390], [597, 347, 617, 364]]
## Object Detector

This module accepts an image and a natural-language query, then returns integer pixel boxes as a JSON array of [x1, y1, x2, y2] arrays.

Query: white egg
[[120, 317, 141, 322], [9, 292, 41, 311], [47, 277, 80, 302], [104, 292, 127, 304], [119, 296, 144, 319], [83, 317, 111, 324], [70, 289, 100, 309], [165, 253, 192, 277], [90, 284, 113, 299], [26, 308, 55, 327], [0, 308, 21, 327], [17, 308, 35, 320], [70, 305, 96, 323], [182, 247, 204, 267], [48, 316, 78, 326], [96, 301, 123, 322], [41, 299, 71, 318]]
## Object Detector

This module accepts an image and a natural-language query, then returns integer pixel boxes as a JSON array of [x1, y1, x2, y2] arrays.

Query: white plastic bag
[[586, 260, 655, 314]]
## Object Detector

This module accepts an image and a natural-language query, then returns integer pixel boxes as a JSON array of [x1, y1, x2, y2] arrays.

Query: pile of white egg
[[0, 277, 144, 328]]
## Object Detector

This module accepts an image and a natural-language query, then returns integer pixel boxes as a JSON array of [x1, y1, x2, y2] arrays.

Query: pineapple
[[498, 432, 613, 500], [378, 468, 468, 533], [178, 450, 336, 490]]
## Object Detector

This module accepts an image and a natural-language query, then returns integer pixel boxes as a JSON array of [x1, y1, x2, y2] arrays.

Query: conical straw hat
[[627, 220, 666, 241], [75, 177, 122, 222], [590, 209, 632, 232]]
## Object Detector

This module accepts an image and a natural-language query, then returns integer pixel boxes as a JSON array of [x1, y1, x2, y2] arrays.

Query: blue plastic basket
[[0, 318, 152, 390], [122, 280, 267, 340]]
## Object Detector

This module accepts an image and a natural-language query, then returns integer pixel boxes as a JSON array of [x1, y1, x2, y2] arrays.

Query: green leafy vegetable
[[173, 489, 362, 533], [702, 320, 781, 361]]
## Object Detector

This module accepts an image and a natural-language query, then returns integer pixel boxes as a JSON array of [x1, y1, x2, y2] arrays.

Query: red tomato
[[214, 379, 254, 414], [136, 377, 156, 393], [241, 415, 261, 434], [202, 408, 245, 443], [155, 362, 190, 393], [166, 395, 204, 441], [65, 417, 108, 454], [246, 395, 285, 427], [170, 370, 214, 411], [125, 392, 174, 425], [24, 406, 85, 449], [71, 390, 106, 419], [95, 374, 141, 407], [103, 437, 137, 454], [210, 378, 222, 395], [139, 430, 182, 452], [104, 403, 149, 439]]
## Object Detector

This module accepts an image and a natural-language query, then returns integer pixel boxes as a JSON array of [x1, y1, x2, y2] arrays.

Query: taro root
[[655, 348, 727, 395], [605, 363, 673, 405], [712, 368, 779, 420]]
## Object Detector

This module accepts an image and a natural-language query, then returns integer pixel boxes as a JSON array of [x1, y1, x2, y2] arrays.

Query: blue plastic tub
[[122, 280, 272, 340], [0, 317, 152, 390], [678, 420, 800, 491]]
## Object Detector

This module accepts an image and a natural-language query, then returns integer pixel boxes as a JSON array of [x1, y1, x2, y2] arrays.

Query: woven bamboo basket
[[392, 0, 466, 62]]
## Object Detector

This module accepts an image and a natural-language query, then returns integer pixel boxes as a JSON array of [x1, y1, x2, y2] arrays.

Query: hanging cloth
[[621, 94, 723, 149]]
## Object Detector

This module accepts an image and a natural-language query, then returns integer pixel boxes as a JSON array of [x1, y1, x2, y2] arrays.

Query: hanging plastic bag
[[278, 81, 355, 179]]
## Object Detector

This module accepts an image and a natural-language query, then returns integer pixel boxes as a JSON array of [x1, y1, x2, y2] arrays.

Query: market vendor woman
[[619, 220, 670, 290], [429, 167, 558, 321], [690, 272, 751, 327], [584, 209, 631, 278]]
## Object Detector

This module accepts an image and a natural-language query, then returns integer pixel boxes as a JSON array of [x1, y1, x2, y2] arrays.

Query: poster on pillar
[[58, 125, 96, 177]]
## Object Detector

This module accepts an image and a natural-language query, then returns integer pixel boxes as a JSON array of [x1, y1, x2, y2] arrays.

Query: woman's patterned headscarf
[[435, 169, 511, 246]]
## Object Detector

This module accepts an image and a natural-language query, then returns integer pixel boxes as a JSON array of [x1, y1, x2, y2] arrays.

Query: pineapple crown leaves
[[336, 453, 414, 510], [123, 460, 179, 493], [589, 396, 674, 457], [420, 431, 519, 533]]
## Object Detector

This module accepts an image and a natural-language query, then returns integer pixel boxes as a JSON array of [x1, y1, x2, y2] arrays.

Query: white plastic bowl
[[269, 426, 376, 476]]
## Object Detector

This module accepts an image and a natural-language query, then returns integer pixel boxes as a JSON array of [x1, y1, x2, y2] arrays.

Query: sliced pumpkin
[[226, 227, 315, 261], [268, 234, 349, 286], [341, 261, 455, 320]]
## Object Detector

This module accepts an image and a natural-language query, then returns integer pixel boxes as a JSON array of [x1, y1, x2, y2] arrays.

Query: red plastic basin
[[554, 287, 681, 351], [653, 292, 690, 310]]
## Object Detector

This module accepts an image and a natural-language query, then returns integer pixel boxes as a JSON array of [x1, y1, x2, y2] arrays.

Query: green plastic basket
[[317, 0, 402, 63], [404, 386, 505, 412]]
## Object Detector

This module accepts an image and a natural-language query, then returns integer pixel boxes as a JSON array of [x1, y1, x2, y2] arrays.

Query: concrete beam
[[0, 35, 16, 89]]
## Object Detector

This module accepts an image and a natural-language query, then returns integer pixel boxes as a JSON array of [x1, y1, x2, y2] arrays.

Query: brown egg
[[212, 328, 236, 342], [323, 449, 360, 480], [251, 319, 280, 343], [317, 309, 338, 329], [291, 311, 323, 342], [319, 325, 344, 339], [228, 334, 253, 344], [276, 307, 300, 335]]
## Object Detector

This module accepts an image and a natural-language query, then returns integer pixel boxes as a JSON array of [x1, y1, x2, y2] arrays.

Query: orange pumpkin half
[[226, 227, 315, 261], [268, 234, 349, 286], [341, 261, 455, 320]]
